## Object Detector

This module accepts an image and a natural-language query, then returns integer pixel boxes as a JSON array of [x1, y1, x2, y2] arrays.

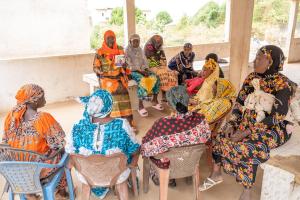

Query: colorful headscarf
[[79, 89, 113, 119], [6, 84, 44, 133], [203, 58, 218, 71], [99, 30, 123, 59], [259, 45, 285, 75], [149, 35, 163, 50], [166, 86, 189, 110]]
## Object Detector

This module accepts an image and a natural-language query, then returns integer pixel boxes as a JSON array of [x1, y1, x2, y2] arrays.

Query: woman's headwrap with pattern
[[166, 85, 189, 110], [79, 89, 113, 119]]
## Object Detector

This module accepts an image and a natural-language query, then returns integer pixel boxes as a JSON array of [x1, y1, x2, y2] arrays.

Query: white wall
[[0, 0, 91, 59], [0, 54, 94, 113]]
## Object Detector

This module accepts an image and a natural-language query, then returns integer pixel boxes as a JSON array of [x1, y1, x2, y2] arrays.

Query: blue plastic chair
[[0, 146, 75, 200]]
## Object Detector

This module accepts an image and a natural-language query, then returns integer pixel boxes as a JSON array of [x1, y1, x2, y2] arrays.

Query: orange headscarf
[[5, 84, 44, 134], [99, 30, 123, 59]]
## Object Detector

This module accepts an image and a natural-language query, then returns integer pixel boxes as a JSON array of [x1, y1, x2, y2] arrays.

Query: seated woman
[[66, 89, 140, 199], [93, 30, 134, 128], [2, 84, 67, 200], [185, 53, 224, 96], [125, 34, 161, 117], [141, 85, 211, 186], [190, 78, 236, 124], [200, 45, 294, 200], [168, 43, 197, 85], [144, 35, 178, 103]]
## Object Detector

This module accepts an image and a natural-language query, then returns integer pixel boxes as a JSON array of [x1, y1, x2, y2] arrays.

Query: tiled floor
[[0, 62, 299, 199]]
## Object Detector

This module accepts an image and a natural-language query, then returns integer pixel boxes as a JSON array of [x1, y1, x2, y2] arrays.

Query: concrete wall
[[164, 42, 230, 61], [0, 54, 94, 113], [0, 0, 91, 59]]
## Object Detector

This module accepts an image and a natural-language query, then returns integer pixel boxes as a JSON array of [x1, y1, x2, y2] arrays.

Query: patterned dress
[[144, 41, 178, 92], [141, 112, 211, 168], [213, 72, 294, 188], [93, 31, 134, 127], [3, 112, 66, 188]]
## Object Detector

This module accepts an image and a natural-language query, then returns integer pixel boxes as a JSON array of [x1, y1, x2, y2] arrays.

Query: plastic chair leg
[[8, 188, 14, 200], [42, 168, 64, 200], [131, 168, 138, 196], [65, 168, 75, 200], [116, 181, 129, 200], [19, 194, 26, 200], [80, 184, 90, 200], [159, 168, 170, 200], [193, 164, 200, 200], [143, 158, 150, 193]]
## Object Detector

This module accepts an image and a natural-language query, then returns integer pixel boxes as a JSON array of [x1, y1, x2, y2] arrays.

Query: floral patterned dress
[[141, 112, 211, 168], [213, 72, 294, 188]]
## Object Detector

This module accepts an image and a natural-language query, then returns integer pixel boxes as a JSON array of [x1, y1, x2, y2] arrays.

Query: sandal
[[152, 103, 164, 111], [199, 177, 223, 192], [138, 108, 148, 117]]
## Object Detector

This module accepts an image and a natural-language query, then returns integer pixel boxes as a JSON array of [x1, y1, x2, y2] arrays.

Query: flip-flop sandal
[[152, 103, 164, 111], [199, 177, 223, 192], [138, 108, 148, 117]]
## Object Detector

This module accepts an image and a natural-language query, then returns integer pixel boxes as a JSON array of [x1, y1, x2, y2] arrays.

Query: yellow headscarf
[[194, 59, 220, 102]]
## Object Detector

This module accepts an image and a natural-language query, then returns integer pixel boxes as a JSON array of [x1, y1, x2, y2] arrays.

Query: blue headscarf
[[80, 89, 113, 120], [166, 85, 189, 110]]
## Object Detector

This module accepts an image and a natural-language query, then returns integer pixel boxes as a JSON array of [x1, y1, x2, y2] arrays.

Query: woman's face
[[131, 39, 140, 48], [254, 50, 271, 74], [201, 67, 213, 79], [183, 47, 192, 57], [106, 36, 115, 48]]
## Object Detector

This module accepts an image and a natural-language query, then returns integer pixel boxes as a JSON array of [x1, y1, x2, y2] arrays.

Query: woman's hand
[[189, 99, 198, 105], [230, 129, 251, 142]]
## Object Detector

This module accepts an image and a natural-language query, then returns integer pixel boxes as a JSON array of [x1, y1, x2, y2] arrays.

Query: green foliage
[[177, 14, 190, 29], [253, 0, 290, 24], [109, 7, 123, 25], [135, 8, 146, 24], [192, 1, 225, 28], [90, 25, 101, 49], [109, 7, 147, 25], [154, 11, 173, 32]]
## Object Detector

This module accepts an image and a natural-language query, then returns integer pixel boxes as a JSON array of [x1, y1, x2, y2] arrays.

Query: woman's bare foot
[[209, 163, 223, 182], [239, 188, 251, 200]]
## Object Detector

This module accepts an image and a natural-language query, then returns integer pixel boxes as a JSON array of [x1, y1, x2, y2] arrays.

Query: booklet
[[115, 55, 125, 67]]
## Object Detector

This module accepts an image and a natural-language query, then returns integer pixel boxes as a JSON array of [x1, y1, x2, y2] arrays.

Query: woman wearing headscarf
[[168, 43, 197, 85], [144, 35, 178, 103], [93, 30, 134, 128], [2, 84, 67, 199], [190, 78, 236, 124], [141, 85, 211, 186], [125, 34, 161, 117], [185, 53, 224, 96], [66, 89, 140, 199], [200, 45, 294, 200]]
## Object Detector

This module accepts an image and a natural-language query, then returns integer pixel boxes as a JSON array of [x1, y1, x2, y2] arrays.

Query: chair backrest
[[154, 144, 206, 179], [0, 144, 43, 162], [0, 145, 44, 194], [70, 153, 128, 187]]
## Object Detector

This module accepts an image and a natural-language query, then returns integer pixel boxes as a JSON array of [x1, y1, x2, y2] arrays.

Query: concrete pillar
[[287, 0, 299, 63], [123, 0, 136, 46], [224, 0, 231, 42], [229, 0, 254, 90]]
